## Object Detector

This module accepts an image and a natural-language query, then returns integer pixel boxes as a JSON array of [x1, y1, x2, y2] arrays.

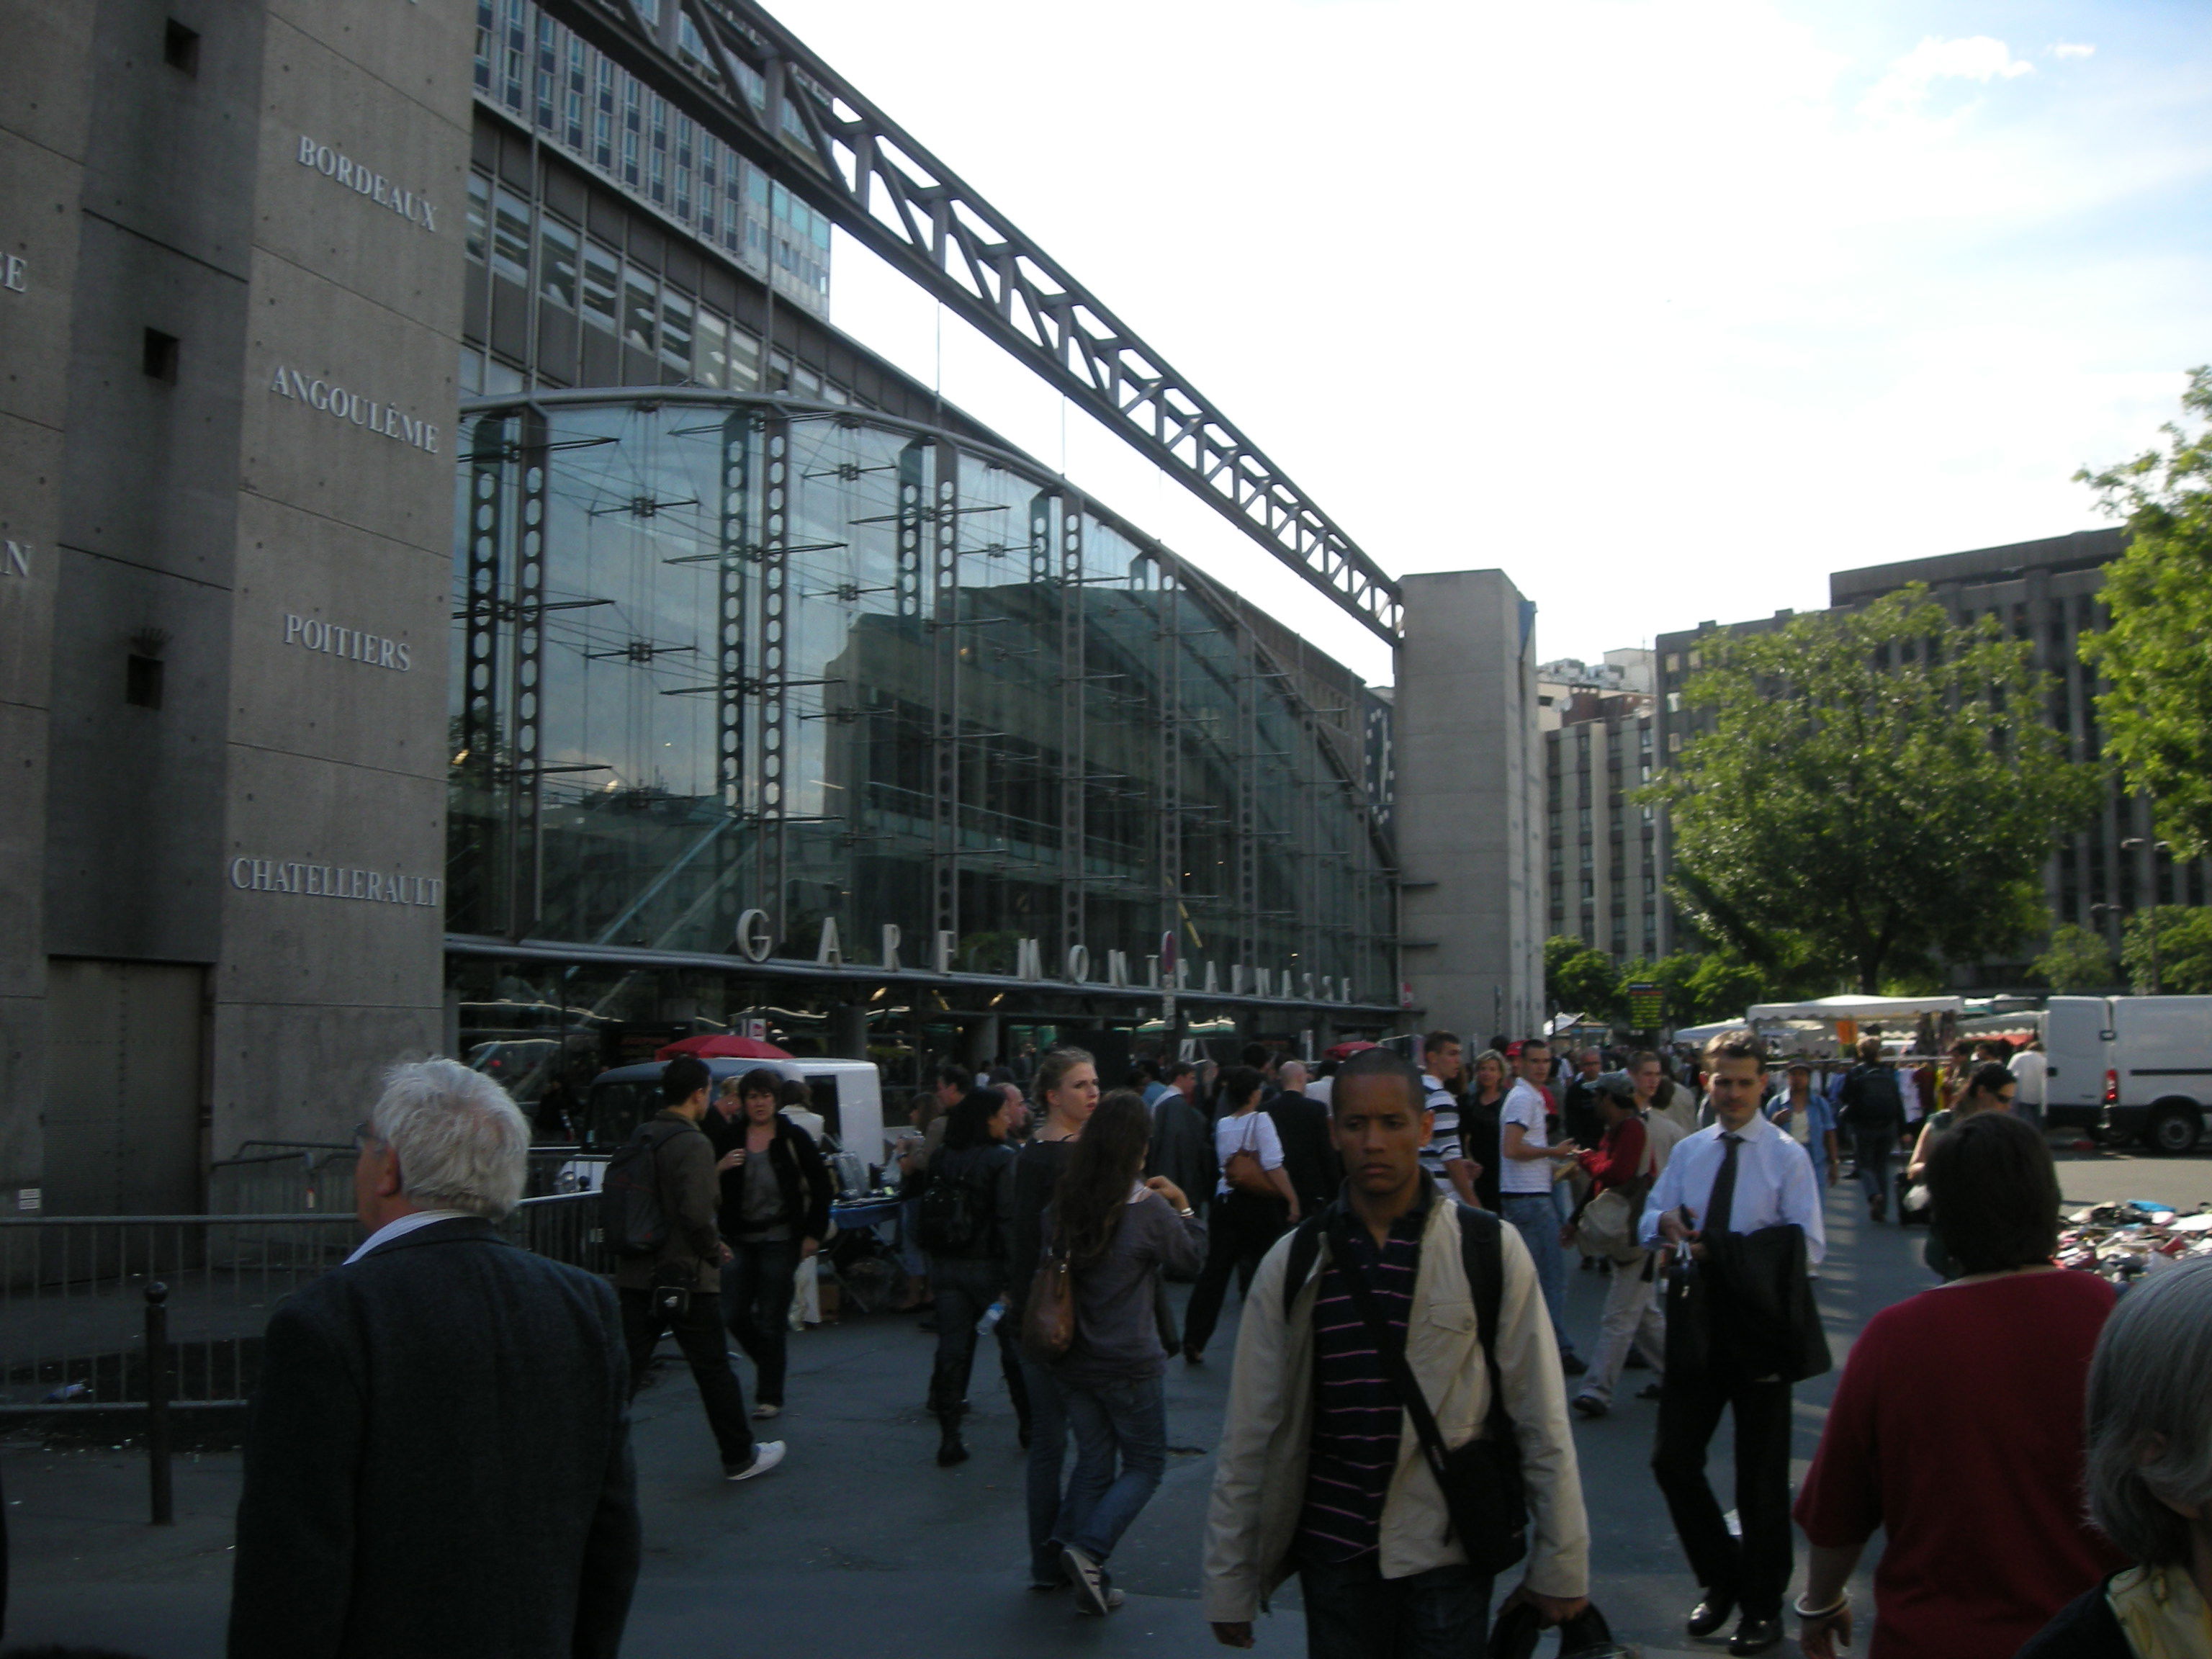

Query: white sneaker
[[725, 1440, 786, 1481], [752, 1402, 781, 1419], [1061, 1545, 1118, 1616]]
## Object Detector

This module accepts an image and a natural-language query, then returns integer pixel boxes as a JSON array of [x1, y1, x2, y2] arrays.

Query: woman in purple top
[[1043, 1089, 1206, 1616]]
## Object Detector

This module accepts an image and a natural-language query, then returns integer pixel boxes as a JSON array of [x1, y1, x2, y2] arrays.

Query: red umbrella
[[654, 1034, 793, 1061], [1324, 1040, 1379, 1062]]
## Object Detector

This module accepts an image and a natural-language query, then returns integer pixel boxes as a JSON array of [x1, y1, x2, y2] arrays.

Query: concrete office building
[[1654, 529, 2211, 988], [1537, 655, 1662, 962]]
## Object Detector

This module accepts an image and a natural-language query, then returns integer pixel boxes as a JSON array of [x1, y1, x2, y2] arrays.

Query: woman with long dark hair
[[1178, 1065, 1299, 1363], [1009, 1047, 1101, 1590], [705, 1066, 833, 1419], [918, 1087, 1024, 1466], [1043, 1088, 1204, 1615]]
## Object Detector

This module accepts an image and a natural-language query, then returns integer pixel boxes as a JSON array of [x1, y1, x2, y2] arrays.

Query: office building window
[[539, 215, 578, 310], [621, 265, 656, 353], [491, 186, 531, 287], [580, 240, 619, 333]]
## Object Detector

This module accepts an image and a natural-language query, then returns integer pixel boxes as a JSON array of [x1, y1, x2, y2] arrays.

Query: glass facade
[[449, 392, 1395, 1092], [473, 0, 832, 315]]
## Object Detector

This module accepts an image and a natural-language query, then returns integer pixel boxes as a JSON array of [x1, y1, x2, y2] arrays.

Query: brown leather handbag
[[1021, 1234, 1076, 1359], [1222, 1115, 1276, 1197]]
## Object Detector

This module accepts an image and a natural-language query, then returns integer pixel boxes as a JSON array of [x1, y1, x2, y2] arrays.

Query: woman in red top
[[1792, 1112, 2123, 1659]]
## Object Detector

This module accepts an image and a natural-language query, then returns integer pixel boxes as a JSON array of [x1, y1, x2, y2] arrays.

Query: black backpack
[[600, 1120, 690, 1259], [916, 1151, 995, 1256], [1845, 1064, 1903, 1129]]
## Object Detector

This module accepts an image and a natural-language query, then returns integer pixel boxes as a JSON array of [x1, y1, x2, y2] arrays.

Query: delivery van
[[2043, 995, 2212, 1154], [580, 1056, 889, 1164]]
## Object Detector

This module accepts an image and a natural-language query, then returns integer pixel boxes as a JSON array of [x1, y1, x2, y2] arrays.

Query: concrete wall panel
[[215, 732, 444, 1015], [43, 548, 232, 961], [265, 0, 477, 130], [238, 249, 459, 550], [0, 0, 99, 161], [54, 212, 251, 585], [253, 22, 469, 327], [210, 999, 442, 1152], [0, 134, 88, 428], [0, 415, 63, 709]]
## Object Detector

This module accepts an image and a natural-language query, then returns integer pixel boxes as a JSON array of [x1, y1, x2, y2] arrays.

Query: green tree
[[1645, 585, 2095, 993], [2079, 369, 2212, 860], [2033, 922, 2118, 993], [2120, 907, 2212, 996], [1544, 935, 1619, 1015], [1683, 956, 1768, 1025]]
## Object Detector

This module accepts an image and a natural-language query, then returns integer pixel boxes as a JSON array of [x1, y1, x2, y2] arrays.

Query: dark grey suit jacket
[[228, 1216, 639, 1659]]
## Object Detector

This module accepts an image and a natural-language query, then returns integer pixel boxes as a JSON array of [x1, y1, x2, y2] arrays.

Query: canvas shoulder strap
[[1453, 1205, 1516, 1446], [1280, 1204, 1336, 1320]]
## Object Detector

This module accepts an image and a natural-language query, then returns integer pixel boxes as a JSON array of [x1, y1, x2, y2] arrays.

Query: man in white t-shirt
[[1498, 1037, 1585, 1374], [2008, 1038, 2049, 1127]]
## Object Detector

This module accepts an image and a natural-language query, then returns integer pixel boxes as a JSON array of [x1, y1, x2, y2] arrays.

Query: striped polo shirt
[[1417, 1074, 1462, 1195], [1295, 1188, 1431, 1563]]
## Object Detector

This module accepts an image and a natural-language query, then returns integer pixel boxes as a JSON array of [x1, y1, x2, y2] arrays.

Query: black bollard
[[145, 1282, 174, 1525]]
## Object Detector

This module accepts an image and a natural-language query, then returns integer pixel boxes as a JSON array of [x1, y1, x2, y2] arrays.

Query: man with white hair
[[228, 1058, 639, 1658]]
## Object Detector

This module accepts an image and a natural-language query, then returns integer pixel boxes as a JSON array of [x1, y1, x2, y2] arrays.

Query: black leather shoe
[[1728, 1614, 1784, 1655], [1686, 1591, 1736, 1641]]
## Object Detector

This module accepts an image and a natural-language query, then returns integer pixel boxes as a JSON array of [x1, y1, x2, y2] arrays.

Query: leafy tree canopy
[[1645, 585, 2095, 993], [1544, 935, 1619, 1017], [2080, 369, 2212, 860], [2033, 922, 2118, 994], [2120, 907, 2212, 997]]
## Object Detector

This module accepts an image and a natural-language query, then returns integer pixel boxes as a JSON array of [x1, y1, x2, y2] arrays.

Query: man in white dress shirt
[[1639, 1035, 1824, 1658]]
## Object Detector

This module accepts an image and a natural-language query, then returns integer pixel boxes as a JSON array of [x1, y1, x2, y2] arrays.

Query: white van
[[580, 1056, 890, 1164], [2044, 996, 2212, 1154]]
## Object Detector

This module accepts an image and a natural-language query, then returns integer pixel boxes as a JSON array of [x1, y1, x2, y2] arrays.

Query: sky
[[773, 0, 2212, 689]]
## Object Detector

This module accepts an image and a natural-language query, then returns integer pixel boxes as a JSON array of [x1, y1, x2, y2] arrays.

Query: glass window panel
[[660, 288, 692, 372], [621, 266, 657, 353], [491, 186, 531, 287], [539, 215, 578, 310], [465, 171, 490, 264], [725, 326, 760, 390], [580, 239, 619, 333], [693, 310, 727, 388]]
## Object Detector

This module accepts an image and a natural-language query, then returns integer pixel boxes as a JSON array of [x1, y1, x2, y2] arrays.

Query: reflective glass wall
[[449, 394, 1395, 1009]]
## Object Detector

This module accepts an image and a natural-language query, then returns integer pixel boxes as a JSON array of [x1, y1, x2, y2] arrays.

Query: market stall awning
[[1745, 994, 1963, 1022]]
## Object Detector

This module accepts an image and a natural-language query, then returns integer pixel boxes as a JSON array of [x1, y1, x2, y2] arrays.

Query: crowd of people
[[167, 1020, 2202, 1659]]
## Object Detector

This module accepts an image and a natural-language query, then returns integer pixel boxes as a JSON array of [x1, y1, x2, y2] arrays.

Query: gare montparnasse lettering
[[268, 365, 439, 453], [228, 858, 441, 907], [297, 136, 438, 232], [732, 912, 1360, 1004]]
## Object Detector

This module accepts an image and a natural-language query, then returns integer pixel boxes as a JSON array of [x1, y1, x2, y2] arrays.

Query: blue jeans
[[1501, 1193, 1575, 1359], [1298, 1553, 1493, 1659], [1053, 1372, 1167, 1562], [1020, 1352, 1071, 1583]]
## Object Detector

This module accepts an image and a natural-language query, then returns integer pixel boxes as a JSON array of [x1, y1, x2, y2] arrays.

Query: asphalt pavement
[[6, 1134, 2198, 1659]]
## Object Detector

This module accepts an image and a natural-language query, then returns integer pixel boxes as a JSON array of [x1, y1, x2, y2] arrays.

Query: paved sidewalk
[[4, 1157, 2104, 1657]]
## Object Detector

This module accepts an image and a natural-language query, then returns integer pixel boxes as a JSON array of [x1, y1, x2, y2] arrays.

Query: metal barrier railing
[[0, 1214, 358, 1414], [205, 1146, 605, 1213]]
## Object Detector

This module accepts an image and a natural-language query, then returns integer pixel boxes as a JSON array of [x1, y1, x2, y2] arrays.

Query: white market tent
[[1672, 1017, 1749, 1046], [1745, 994, 1964, 1022]]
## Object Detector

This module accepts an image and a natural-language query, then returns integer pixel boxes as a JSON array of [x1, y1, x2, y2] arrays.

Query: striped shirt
[[1417, 1074, 1462, 1195], [1295, 1190, 1430, 1563]]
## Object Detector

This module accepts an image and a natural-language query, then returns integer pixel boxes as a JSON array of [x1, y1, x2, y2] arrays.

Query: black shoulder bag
[[1326, 1205, 1529, 1575]]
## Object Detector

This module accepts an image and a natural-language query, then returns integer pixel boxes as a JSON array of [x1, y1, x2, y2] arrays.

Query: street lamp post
[[2120, 837, 2174, 995]]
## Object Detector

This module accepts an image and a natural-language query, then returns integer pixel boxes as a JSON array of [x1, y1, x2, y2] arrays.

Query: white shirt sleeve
[[1251, 1112, 1285, 1172]]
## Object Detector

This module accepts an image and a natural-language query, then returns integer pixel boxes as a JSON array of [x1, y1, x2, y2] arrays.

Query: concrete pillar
[[827, 1002, 868, 1060], [1394, 571, 1545, 1041]]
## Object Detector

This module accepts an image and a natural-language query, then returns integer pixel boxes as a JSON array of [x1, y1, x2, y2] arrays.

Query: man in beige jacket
[[1202, 1047, 1590, 1657]]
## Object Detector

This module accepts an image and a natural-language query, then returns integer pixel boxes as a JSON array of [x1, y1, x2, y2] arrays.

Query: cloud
[[2051, 42, 2097, 59], [1860, 35, 2035, 119]]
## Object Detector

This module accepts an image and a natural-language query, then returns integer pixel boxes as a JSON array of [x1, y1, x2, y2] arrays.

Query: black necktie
[[1705, 1133, 1743, 1236]]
